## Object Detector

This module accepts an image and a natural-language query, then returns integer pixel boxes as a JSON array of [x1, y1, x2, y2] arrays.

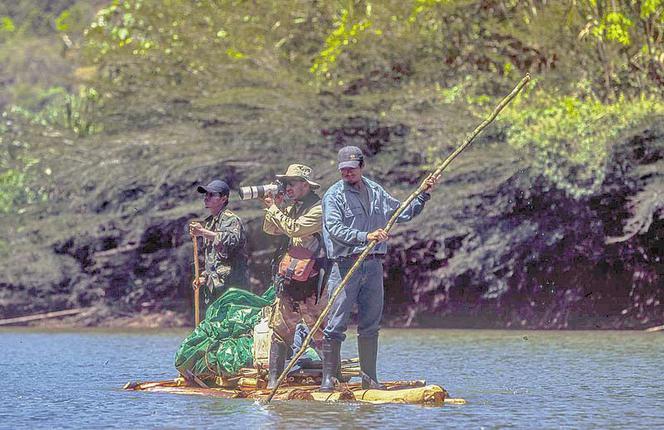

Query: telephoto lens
[[238, 183, 280, 200]]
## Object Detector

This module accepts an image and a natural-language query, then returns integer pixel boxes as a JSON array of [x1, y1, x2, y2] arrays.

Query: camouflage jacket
[[202, 208, 248, 291]]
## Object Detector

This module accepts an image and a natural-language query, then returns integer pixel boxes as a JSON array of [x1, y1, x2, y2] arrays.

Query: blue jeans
[[323, 259, 384, 342]]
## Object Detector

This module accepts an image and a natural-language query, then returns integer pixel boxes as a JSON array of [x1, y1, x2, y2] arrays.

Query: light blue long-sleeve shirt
[[322, 177, 430, 259]]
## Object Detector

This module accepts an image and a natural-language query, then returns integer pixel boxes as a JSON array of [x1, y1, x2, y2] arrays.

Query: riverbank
[[0, 308, 188, 329], [2, 120, 662, 330], [4, 305, 664, 331]]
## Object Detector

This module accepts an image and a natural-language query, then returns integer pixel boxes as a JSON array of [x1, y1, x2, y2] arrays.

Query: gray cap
[[337, 146, 364, 169], [197, 179, 230, 196]]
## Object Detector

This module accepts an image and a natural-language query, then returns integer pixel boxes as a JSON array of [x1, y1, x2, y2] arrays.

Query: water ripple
[[1, 329, 663, 429]]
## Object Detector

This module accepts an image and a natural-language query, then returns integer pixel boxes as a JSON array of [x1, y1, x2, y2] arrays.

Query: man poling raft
[[318, 145, 439, 392]]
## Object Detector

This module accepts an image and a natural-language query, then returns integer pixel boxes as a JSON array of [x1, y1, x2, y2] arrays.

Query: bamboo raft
[[124, 367, 466, 406]]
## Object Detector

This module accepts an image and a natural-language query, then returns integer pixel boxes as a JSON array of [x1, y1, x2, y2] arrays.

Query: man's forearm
[[266, 204, 322, 238], [199, 228, 217, 241], [395, 192, 430, 223], [326, 222, 368, 245], [262, 213, 284, 236]]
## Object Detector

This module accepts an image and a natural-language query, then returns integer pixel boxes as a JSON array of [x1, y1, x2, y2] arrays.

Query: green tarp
[[174, 286, 275, 379]]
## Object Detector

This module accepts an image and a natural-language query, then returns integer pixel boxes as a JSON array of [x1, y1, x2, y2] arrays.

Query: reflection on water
[[1, 328, 663, 429]]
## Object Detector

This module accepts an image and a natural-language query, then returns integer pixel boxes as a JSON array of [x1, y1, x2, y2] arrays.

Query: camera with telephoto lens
[[238, 180, 285, 200]]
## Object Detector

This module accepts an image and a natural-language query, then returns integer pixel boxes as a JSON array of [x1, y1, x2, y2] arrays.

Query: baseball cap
[[337, 146, 364, 169], [197, 179, 230, 196]]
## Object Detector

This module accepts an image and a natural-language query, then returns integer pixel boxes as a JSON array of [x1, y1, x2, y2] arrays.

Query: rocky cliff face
[[383, 125, 663, 329], [1, 117, 662, 329]]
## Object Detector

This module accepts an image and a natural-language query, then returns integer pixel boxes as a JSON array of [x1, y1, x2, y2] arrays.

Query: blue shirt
[[322, 177, 430, 259]]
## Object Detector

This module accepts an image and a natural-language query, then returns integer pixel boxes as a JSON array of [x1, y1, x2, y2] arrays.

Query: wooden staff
[[263, 74, 531, 404], [192, 234, 201, 326]]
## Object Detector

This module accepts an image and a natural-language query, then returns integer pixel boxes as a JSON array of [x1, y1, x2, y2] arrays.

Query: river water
[[1, 328, 662, 429]]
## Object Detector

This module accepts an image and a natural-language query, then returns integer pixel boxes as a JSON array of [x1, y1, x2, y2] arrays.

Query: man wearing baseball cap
[[189, 179, 248, 313], [319, 146, 438, 391]]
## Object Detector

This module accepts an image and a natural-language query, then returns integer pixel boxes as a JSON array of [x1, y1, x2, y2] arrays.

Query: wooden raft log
[[123, 378, 463, 406], [0, 308, 90, 326]]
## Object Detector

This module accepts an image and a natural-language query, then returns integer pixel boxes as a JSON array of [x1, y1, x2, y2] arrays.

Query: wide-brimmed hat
[[275, 164, 320, 189], [197, 179, 230, 196]]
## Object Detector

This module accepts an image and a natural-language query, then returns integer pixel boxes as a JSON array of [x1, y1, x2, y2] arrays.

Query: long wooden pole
[[192, 235, 201, 326], [263, 74, 531, 404], [0, 308, 91, 326], [645, 324, 664, 333]]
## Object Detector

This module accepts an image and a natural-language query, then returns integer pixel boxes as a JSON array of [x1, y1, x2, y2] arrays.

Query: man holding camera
[[319, 146, 438, 392], [189, 179, 248, 313], [260, 164, 327, 389]]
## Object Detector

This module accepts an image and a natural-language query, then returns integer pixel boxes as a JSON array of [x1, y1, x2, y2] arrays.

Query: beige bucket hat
[[275, 164, 320, 189]]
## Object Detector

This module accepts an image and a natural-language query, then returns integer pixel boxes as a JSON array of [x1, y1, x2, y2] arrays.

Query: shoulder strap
[[303, 194, 325, 257], [296, 192, 321, 216]]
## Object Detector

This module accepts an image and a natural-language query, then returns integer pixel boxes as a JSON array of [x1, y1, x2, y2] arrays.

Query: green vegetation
[[8, 86, 101, 136], [0, 115, 50, 214], [1, 0, 663, 214], [0, 1, 99, 214], [0, 166, 46, 214], [502, 89, 664, 197]]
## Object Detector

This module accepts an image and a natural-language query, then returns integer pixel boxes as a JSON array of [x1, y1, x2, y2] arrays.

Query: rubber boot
[[317, 339, 350, 382], [267, 339, 287, 389], [319, 339, 341, 392], [358, 335, 385, 390]]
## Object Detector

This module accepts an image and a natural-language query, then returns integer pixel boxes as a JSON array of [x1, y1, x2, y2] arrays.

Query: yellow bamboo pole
[[192, 235, 201, 326], [263, 74, 531, 404]]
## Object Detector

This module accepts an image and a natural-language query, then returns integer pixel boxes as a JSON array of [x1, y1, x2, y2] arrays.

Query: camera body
[[238, 180, 285, 200]]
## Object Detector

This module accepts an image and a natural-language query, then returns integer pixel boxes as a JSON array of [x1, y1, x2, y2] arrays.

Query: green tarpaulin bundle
[[174, 287, 275, 379]]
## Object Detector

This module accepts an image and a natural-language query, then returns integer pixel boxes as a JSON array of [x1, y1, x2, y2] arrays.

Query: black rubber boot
[[267, 339, 287, 389], [319, 339, 341, 392], [358, 335, 385, 389]]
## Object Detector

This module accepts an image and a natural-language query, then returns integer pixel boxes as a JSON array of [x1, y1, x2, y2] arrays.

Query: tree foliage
[[501, 89, 664, 197], [1, 0, 663, 215]]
